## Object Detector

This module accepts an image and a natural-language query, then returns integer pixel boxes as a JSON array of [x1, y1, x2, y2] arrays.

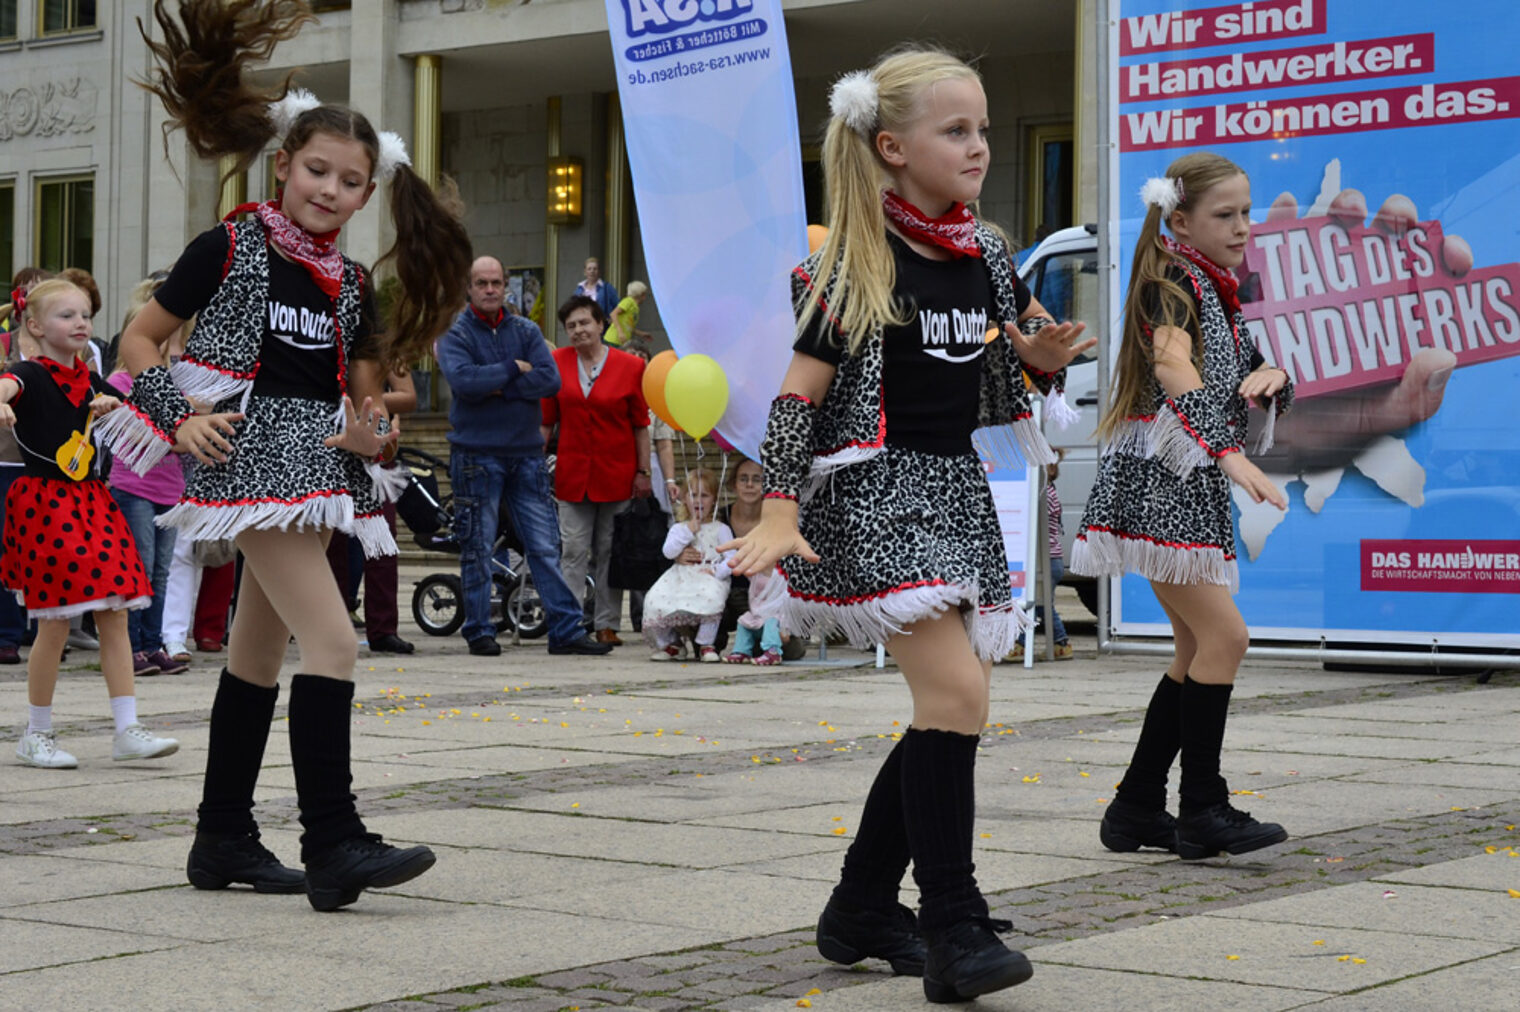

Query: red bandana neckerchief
[[1162, 236, 1241, 321], [227, 200, 344, 301], [39, 355, 92, 408], [881, 190, 981, 259]]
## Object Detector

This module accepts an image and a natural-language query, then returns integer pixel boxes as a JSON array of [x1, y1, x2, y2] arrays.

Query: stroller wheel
[[412, 574, 465, 637], [502, 575, 550, 639]]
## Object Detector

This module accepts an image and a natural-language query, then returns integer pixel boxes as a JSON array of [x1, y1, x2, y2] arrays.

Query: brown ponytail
[[140, 1, 470, 374], [1098, 151, 1246, 439], [374, 167, 473, 374], [138, 0, 314, 175]]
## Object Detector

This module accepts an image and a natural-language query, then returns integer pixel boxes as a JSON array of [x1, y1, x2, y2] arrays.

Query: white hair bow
[[267, 88, 322, 139], [1140, 176, 1183, 216], [376, 131, 411, 183], [830, 70, 878, 135]]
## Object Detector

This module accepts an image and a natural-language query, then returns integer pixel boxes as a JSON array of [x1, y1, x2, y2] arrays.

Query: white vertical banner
[[603, 0, 807, 459]]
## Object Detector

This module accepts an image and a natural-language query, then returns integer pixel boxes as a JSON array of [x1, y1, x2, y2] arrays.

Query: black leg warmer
[[832, 737, 910, 912], [1114, 674, 1184, 811], [197, 668, 278, 837], [1179, 677, 1234, 815], [288, 674, 367, 862], [901, 727, 987, 932]]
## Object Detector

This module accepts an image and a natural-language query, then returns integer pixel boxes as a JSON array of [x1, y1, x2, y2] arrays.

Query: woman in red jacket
[[542, 295, 653, 644]]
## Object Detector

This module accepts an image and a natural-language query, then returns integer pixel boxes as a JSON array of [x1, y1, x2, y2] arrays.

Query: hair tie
[[1139, 176, 1184, 216], [376, 130, 411, 183], [829, 70, 879, 136], [9, 287, 25, 315], [267, 88, 323, 139]]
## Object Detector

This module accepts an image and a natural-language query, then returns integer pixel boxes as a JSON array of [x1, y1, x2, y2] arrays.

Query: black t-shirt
[[9, 360, 113, 480], [156, 226, 379, 402], [794, 233, 1030, 455]]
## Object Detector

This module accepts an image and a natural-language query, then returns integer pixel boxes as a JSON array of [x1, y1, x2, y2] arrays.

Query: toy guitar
[[56, 410, 95, 481]]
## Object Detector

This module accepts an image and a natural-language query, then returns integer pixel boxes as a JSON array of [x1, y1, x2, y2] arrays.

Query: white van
[[1017, 224, 1101, 613]]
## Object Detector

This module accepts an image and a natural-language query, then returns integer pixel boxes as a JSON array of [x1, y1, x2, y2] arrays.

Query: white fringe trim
[[170, 359, 254, 413], [92, 406, 173, 476], [1045, 389, 1081, 431], [1108, 409, 1211, 480], [1071, 529, 1239, 592], [1255, 399, 1278, 455], [1011, 416, 1057, 466], [158, 495, 354, 543], [808, 444, 883, 481], [754, 575, 1031, 662], [352, 513, 398, 558], [366, 461, 408, 504], [23, 593, 151, 621]]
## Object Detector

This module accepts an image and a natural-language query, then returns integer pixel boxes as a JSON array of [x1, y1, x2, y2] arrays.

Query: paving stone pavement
[[2, 602, 1517, 1011]]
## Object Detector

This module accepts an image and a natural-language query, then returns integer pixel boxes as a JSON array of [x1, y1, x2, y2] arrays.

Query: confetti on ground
[[1382, 890, 1397, 899], [796, 1002, 811, 1009], [832, 827, 848, 836], [1508, 889, 1520, 899], [1313, 940, 1325, 946], [1226, 954, 1240, 961]]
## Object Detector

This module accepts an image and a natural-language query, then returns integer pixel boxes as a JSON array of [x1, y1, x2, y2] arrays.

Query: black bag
[[609, 498, 672, 592]]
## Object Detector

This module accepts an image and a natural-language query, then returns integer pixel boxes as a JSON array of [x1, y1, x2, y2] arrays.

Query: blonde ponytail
[[798, 46, 981, 354]]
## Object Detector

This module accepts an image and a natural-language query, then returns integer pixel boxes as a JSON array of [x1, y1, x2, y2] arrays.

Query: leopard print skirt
[[1070, 450, 1239, 590], [756, 446, 1027, 660], [156, 394, 397, 557]]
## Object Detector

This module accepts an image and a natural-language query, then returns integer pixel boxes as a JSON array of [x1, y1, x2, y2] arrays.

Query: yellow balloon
[[664, 353, 729, 440]]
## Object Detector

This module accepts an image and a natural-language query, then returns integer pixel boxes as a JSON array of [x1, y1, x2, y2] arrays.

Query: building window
[[1024, 123, 1073, 246], [2, 1, 19, 42], [0, 182, 14, 285], [34, 175, 93, 273], [40, 0, 96, 34]]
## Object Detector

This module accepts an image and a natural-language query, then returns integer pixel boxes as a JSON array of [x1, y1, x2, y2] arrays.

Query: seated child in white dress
[[642, 468, 733, 663]]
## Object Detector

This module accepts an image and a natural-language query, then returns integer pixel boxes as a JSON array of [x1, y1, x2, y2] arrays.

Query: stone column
[[346, 0, 407, 268], [412, 54, 442, 189], [217, 155, 247, 220]]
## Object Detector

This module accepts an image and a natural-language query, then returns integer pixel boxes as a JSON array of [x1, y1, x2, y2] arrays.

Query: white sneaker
[[17, 729, 78, 769], [67, 629, 100, 650], [112, 724, 179, 761]]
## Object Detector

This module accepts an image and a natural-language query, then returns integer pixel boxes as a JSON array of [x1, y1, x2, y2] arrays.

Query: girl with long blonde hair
[[725, 45, 1092, 1002]]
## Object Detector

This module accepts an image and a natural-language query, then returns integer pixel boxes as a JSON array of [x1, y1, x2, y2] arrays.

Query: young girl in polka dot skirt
[[4, 279, 179, 769]]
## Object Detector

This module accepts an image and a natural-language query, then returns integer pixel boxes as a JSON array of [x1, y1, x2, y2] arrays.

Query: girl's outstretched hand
[[175, 411, 244, 464], [323, 395, 398, 460], [719, 516, 820, 577], [1221, 452, 1288, 510], [0, 404, 14, 429], [1007, 320, 1097, 374], [1238, 366, 1288, 406], [89, 395, 122, 417]]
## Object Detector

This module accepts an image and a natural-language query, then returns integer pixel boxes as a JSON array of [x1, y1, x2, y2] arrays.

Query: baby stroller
[[394, 447, 593, 639]]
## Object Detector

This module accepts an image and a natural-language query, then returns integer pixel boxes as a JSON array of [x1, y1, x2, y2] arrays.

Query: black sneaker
[[468, 636, 502, 657], [1100, 798, 1180, 854], [186, 831, 306, 894], [922, 917, 1033, 1003], [1177, 802, 1288, 860], [304, 833, 437, 911], [547, 634, 615, 656], [816, 899, 926, 976]]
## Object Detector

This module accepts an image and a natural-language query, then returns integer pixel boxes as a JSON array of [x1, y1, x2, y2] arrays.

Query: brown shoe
[[595, 628, 624, 646]]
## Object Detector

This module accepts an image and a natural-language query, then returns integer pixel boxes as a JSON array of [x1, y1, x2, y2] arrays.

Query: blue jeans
[[0, 467, 27, 647], [1037, 557, 1068, 645], [112, 489, 177, 652], [450, 451, 585, 646], [732, 618, 783, 657]]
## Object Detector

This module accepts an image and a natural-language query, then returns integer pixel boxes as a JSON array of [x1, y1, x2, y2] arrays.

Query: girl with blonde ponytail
[[102, 0, 464, 911], [1071, 151, 1294, 865], [725, 45, 1094, 1002]]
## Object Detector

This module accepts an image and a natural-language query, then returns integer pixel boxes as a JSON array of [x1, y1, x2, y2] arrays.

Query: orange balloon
[[806, 224, 829, 254], [641, 349, 681, 430]]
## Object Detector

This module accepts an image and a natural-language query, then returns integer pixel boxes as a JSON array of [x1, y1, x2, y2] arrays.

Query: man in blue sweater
[[438, 256, 613, 658]]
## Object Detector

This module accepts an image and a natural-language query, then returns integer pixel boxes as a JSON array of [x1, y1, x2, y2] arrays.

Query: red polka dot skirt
[[1, 477, 151, 619]]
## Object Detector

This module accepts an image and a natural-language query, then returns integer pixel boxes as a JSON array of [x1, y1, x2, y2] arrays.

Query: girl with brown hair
[[102, 0, 471, 911], [1071, 151, 1293, 862]]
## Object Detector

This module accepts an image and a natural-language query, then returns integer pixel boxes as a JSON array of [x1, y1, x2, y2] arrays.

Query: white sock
[[110, 695, 138, 734], [27, 704, 52, 734]]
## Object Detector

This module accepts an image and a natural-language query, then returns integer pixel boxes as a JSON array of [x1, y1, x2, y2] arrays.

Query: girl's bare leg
[[1149, 581, 1248, 685], [26, 619, 68, 706], [1155, 594, 1195, 683], [95, 608, 134, 699], [233, 528, 357, 681], [886, 611, 990, 735]]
